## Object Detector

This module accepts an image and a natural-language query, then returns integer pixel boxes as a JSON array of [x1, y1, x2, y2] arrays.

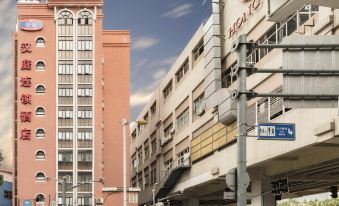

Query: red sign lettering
[[20, 112, 32, 122], [228, 0, 261, 39], [20, 94, 32, 105], [21, 59, 32, 70], [20, 129, 31, 140], [20, 77, 32, 87], [21, 43, 32, 53]]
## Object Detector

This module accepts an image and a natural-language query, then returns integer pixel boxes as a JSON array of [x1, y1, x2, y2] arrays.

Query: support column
[[251, 178, 276, 206], [183, 197, 199, 206]]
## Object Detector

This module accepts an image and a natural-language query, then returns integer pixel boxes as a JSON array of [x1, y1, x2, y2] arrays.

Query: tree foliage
[[278, 199, 339, 206]]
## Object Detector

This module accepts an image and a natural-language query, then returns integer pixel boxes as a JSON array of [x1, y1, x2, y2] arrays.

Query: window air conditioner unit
[[196, 107, 205, 116], [96, 198, 104, 205], [169, 128, 175, 135]]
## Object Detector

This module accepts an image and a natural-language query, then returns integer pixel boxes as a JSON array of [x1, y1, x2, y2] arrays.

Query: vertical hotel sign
[[228, 0, 261, 39]]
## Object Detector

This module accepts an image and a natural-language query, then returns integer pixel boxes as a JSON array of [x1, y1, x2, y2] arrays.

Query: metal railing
[[247, 4, 319, 64], [163, 155, 191, 176]]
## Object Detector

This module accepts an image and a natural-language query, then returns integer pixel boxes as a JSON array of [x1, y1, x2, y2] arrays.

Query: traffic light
[[330, 186, 338, 198]]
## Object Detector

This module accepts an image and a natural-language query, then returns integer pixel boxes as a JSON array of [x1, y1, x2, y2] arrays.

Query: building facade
[[130, 0, 339, 205], [0, 169, 13, 206], [13, 1, 136, 206]]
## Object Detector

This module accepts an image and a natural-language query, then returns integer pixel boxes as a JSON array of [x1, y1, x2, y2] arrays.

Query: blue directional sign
[[23, 200, 32, 206], [257, 123, 295, 141]]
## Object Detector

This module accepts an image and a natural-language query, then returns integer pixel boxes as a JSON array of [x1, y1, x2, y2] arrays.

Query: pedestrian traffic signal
[[330, 186, 338, 198]]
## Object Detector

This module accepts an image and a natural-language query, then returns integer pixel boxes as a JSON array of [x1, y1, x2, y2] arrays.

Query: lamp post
[[120, 118, 148, 206], [46, 176, 104, 206], [120, 118, 129, 206], [152, 182, 158, 206]]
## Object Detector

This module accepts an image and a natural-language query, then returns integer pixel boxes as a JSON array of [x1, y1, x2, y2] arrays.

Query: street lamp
[[45, 176, 104, 206], [152, 182, 158, 206], [120, 118, 147, 206]]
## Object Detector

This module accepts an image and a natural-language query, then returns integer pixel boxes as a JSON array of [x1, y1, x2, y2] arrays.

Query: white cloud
[[132, 36, 159, 51], [152, 68, 167, 81], [162, 3, 193, 18], [130, 92, 154, 107]]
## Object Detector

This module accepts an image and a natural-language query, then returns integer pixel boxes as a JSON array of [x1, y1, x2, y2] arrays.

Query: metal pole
[[121, 118, 128, 206], [62, 176, 67, 206], [236, 34, 248, 206], [152, 182, 158, 206]]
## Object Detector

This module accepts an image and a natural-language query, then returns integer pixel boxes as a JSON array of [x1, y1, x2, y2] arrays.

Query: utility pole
[[121, 118, 129, 206], [62, 176, 67, 206], [236, 34, 248, 206]]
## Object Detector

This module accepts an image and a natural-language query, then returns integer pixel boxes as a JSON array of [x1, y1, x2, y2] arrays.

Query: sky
[[0, 1, 211, 169]]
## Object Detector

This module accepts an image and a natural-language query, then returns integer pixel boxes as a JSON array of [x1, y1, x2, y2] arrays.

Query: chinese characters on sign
[[20, 43, 33, 141]]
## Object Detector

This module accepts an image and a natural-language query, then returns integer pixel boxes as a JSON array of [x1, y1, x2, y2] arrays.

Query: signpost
[[23, 200, 32, 206], [257, 123, 295, 141]]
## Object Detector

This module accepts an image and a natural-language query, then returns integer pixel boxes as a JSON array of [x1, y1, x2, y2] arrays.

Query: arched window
[[36, 107, 45, 116], [36, 129, 45, 138], [36, 37, 45, 47], [36, 61, 45, 71], [36, 172, 46, 181], [36, 151, 46, 160], [78, 11, 93, 25], [36, 85, 46, 94], [35, 194, 45, 203], [58, 10, 73, 25]]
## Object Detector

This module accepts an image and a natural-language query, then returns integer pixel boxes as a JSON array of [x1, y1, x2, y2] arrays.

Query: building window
[[143, 112, 149, 122], [175, 59, 189, 83], [36, 85, 46, 94], [35, 194, 45, 203], [58, 110, 73, 119], [77, 88, 93, 97], [36, 107, 45, 116], [177, 148, 189, 165], [59, 131, 73, 141], [36, 129, 45, 138], [4, 190, 12, 199], [137, 172, 143, 189], [164, 123, 173, 137], [77, 131, 92, 140], [138, 148, 143, 164], [150, 101, 156, 117], [164, 158, 173, 172], [144, 145, 149, 160], [129, 193, 138, 204], [176, 108, 189, 131], [163, 80, 173, 99], [58, 62, 73, 74], [58, 152, 73, 162], [78, 11, 93, 25], [77, 37, 93, 51], [150, 162, 156, 184], [78, 61, 93, 75], [144, 168, 150, 188], [36, 61, 45, 71], [36, 151, 46, 160], [131, 130, 137, 141], [77, 110, 93, 119], [36, 172, 46, 182], [193, 94, 205, 116], [77, 197, 92, 206], [58, 11, 73, 25], [58, 37, 73, 51], [36, 37, 45, 47], [193, 39, 204, 61], [151, 138, 157, 154], [58, 88, 73, 97], [78, 152, 92, 162]]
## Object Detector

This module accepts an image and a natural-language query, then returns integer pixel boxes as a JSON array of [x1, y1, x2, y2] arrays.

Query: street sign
[[19, 19, 44, 31], [23, 200, 32, 206], [257, 123, 295, 141], [271, 178, 289, 196], [226, 168, 250, 192]]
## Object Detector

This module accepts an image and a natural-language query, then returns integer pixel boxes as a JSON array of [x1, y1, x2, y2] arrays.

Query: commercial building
[[0, 169, 13, 206], [130, 0, 339, 205], [13, 0, 136, 206]]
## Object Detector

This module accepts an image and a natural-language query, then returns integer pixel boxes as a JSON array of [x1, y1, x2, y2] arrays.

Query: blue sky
[[103, 0, 211, 120], [0, 0, 211, 169]]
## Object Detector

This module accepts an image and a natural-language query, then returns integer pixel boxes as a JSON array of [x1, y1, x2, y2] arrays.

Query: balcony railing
[[247, 4, 319, 65]]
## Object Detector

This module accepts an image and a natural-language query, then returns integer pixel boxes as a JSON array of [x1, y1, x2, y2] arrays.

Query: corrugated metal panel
[[283, 35, 339, 108]]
